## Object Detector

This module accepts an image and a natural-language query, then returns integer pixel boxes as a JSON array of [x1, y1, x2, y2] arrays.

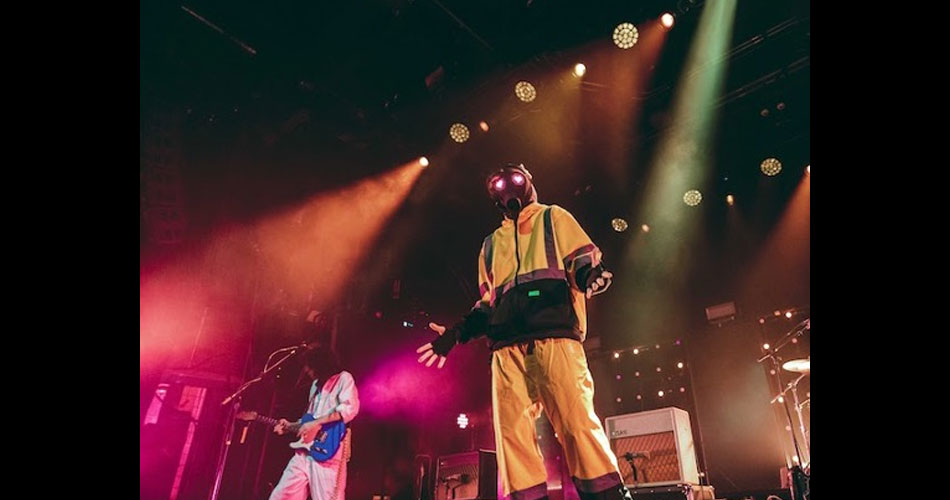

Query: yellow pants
[[492, 338, 622, 499]]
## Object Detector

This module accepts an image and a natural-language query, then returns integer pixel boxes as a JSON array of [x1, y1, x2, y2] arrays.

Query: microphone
[[623, 451, 651, 460], [292, 340, 323, 353], [272, 340, 318, 356]]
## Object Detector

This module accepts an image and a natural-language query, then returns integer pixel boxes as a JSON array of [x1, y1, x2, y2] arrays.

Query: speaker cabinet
[[434, 450, 497, 500], [605, 407, 700, 487]]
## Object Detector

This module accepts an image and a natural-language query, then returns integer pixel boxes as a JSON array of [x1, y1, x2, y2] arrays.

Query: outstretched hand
[[416, 322, 448, 369]]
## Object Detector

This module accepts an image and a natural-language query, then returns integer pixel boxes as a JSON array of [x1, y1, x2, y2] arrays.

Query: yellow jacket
[[458, 202, 603, 349]]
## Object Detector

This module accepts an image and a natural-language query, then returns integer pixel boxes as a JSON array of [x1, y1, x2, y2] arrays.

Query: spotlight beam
[[253, 159, 426, 308], [605, 0, 739, 341]]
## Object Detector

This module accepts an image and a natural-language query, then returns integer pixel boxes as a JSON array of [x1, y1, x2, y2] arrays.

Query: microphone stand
[[622, 454, 639, 486], [440, 477, 465, 500], [208, 343, 310, 500], [756, 319, 809, 365], [757, 319, 810, 500]]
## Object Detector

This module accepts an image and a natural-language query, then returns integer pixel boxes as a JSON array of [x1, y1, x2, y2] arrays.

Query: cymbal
[[782, 358, 810, 374]]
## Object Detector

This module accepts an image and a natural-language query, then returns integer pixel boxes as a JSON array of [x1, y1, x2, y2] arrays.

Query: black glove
[[431, 306, 489, 357], [430, 327, 460, 356], [577, 263, 612, 297]]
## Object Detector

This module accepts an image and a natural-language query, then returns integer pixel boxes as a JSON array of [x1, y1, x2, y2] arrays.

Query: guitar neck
[[251, 414, 302, 432], [241, 409, 339, 432]]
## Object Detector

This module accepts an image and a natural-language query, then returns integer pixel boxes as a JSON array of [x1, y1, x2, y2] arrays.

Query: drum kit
[[758, 318, 810, 500]]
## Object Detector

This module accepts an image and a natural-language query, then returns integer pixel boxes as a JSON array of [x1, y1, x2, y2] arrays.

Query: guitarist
[[268, 346, 360, 500]]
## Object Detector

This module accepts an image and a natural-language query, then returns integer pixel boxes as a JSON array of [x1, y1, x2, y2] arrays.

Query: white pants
[[268, 451, 347, 500]]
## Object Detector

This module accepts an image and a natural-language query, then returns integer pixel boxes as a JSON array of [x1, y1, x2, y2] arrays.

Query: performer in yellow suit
[[417, 164, 630, 500]]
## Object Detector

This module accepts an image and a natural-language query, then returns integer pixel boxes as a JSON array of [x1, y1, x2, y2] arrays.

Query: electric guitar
[[236, 411, 347, 462]]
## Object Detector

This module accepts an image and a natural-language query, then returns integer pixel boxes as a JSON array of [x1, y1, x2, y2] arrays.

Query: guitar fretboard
[[250, 414, 302, 433]]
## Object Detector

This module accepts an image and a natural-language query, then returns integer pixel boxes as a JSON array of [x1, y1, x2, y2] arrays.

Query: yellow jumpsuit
[[465, 202, 624, 499]]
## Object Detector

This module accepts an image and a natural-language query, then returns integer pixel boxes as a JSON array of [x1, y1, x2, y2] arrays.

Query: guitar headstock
[[235, 410, 259, 421]]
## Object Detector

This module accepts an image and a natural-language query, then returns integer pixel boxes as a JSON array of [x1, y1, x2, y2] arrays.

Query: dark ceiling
[[141, 0, 809, 159]]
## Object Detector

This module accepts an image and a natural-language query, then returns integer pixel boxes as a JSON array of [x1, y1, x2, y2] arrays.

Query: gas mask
[[486, 164, 538, 219]]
